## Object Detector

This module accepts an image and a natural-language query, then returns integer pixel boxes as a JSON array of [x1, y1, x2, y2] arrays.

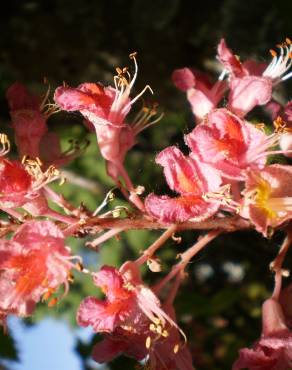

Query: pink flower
[[92, 307, 194, 370], [185, 108, 269, 180], [54, 55, 155, 180], [243, 164, 292, 229], [0, 157, 59, 214], [217, 39, 292, 117], [242, 165, 292, 236], [77, 265, 137, 332], [145, 146, 221, 223], [172, 67, 226, 121], [0, 221, 74, 318], [77, 262, 175, 332], [78, 262, 194, 369], [233, 298, 292, 370], [0, 158, 34, 209], [6, 82, 83, 167], [6, 82, 48, 159]]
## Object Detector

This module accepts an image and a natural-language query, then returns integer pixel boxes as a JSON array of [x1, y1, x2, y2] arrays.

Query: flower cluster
[[146, 38, 292, 237], [0, 38, 292, 370]]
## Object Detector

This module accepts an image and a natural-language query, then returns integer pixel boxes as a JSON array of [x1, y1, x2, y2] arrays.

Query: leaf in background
[[0, 330, 18, 361]]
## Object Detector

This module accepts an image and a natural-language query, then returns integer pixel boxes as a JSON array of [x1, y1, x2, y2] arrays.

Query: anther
[[173, 344, 180, 354], [129, 51, 138, 59], [76, 261, 84, 271], [145, 336, 151, 349], [270, 49, 277, 57]]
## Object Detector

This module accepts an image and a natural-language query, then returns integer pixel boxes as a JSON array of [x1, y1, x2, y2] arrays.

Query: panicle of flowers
[[6, 82, 88, 167], [54, 53, 161, 194], [0, 220, 81, 321], [1, 36, 292, 370]]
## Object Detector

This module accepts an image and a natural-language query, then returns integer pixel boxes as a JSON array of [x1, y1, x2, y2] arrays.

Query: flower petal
[[228, 76, 272, 116], [172, 68, 195, 91], [92, 337, 127, 363], [217, 39, 245, 77], [145, 194, 219, 223]]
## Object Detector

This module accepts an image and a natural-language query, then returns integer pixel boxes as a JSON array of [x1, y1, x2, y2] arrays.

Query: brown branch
[[83, 215, 251, 233]]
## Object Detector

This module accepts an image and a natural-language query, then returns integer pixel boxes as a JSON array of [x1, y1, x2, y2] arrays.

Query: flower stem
[[153, 230, 221, 293], [135, 224, 177, 265]]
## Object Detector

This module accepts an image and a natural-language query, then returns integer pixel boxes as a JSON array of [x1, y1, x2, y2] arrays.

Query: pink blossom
[[77, 265, 137, 332], [77, 262, 175, 333], [233, 298, 292, 370], [185, 108, 269, 180], [0, 221, 74, 318], [6, 82, 48, 159], [0, 158, 33, 209], [0, 157, 58, 215], [145, 146, 221, 223], [242, 165, 292, 236], [54, 55, 154, 180], [172, 67, 226, 121], [7, 82, 82, 167], [217, 39, 292, 117], [92, 307, 194, 370], [78, 263, 193, 369]]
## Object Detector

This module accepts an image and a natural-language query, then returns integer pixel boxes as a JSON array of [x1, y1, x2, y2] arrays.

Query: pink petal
[[156, 146, 207, 195], [92, 338, 127, 363], [217, 39, 245, 77], [243, 60, 267, 76], [145, 193, 219, 223], [172, 68, 195, 91], [187, 88, 215, 120], [228, 76, 272, 117], [93, 266, 125, 300], [54, 86, 99, 111], [11, 110, 48, 158], [77, 297, 118, 332], [13, 220, 64, 245], [232, 347, 277, 370], [6, 82, 40, 111]]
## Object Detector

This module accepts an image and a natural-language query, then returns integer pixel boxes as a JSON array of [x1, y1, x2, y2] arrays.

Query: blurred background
[[0, 0, 292, 369]]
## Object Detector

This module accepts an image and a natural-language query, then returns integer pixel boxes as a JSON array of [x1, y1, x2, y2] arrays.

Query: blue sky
[[7, 317, 94, 370]]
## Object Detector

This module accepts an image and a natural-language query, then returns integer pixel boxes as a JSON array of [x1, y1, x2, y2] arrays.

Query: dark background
[[0, 1, 292, 369]]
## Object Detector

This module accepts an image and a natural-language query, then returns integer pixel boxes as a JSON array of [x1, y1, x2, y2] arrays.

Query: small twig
[[153, 230, 221, 293], [136, 224, 177, 265]]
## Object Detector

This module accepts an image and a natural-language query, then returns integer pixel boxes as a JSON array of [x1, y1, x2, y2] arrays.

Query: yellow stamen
[[145, 336, 151, 349]]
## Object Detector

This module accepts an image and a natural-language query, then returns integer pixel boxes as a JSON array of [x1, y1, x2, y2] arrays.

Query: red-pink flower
[[217, 39, 292, 117], [0, 156, 61, 217], [0, 221, 74, 318], [145, 146, 221, 223], [172, 67, 226, 121], [54, 55, 154, 180], [77, 262, 193, 369], [0, 158, 33, 209], [7, 82, 83, 167], [92, 306, 194, 370], [242, 165, 292, 236], [233, 298, 292, 370], [77, 265, 137, 332], [185, 108, 269, 180], [6, 82, 48, 159]]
